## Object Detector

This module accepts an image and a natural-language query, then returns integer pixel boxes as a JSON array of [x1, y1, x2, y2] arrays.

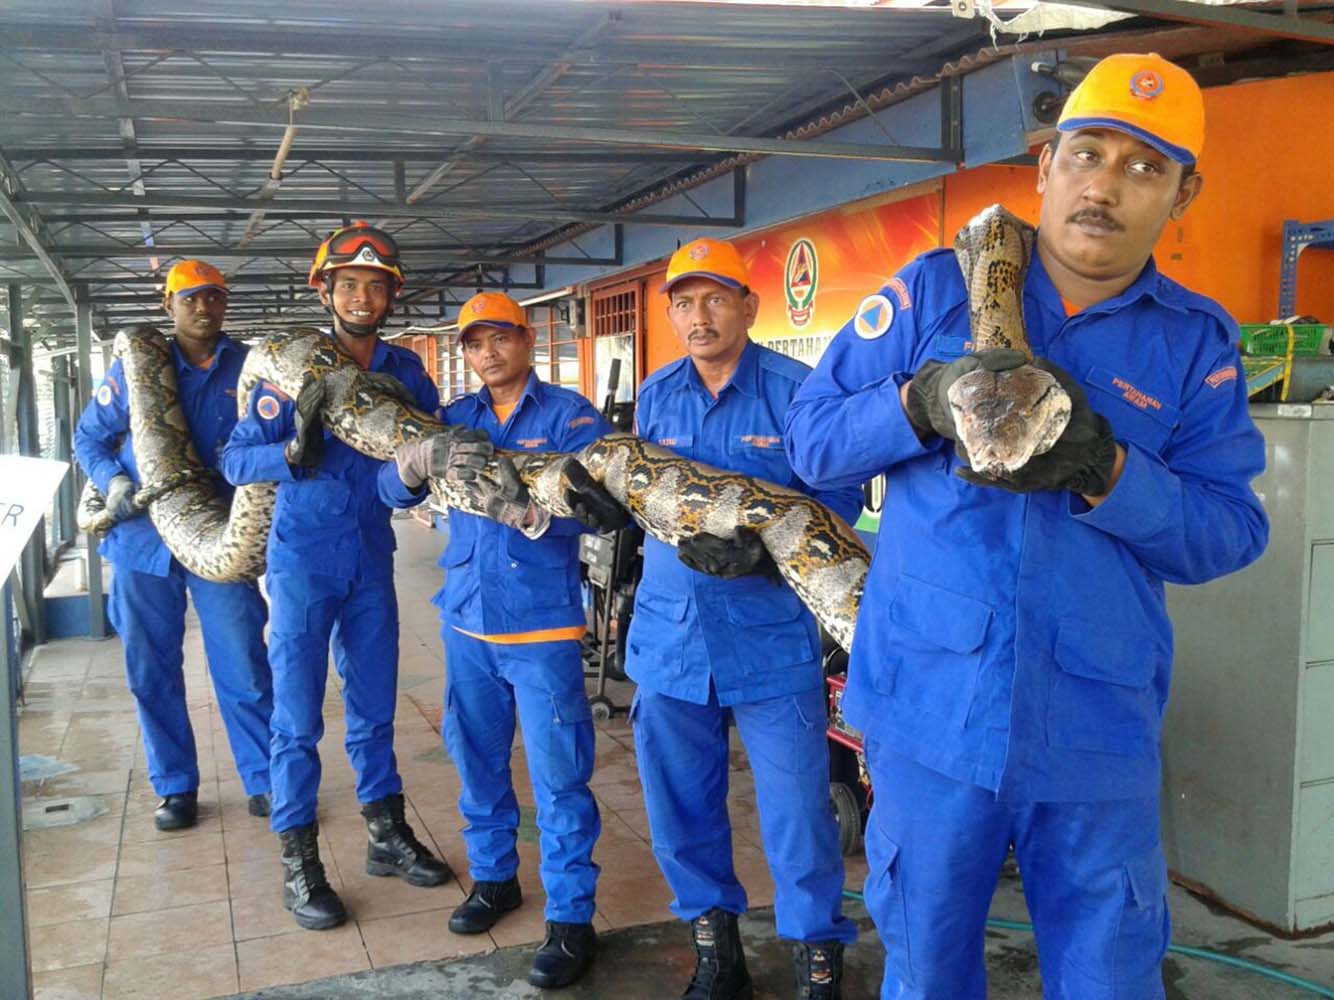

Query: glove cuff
[[1069, 415, 1118, 498], [902, 379, 936, 443]]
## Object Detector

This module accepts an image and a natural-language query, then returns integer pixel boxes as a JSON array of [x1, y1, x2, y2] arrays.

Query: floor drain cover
[[21, 795, 108, 830]]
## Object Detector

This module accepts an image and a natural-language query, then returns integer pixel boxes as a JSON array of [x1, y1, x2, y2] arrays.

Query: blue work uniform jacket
[[220, 334, 439, 582], [785, 247, 1269, 802], [74, 335, 247, 577], [380, 371, 613, 633], [627, 340, 864, 707]]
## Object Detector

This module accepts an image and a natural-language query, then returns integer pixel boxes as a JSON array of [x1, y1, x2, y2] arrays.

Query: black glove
[[564, 459, 630, 532], [956, 358, 1119, 497], [904, 348, 1029, 442], [105, 474, 138, 520], [284, 379, 326, 469], [677, 526, 780, 581], [394, 429, 493, 489]]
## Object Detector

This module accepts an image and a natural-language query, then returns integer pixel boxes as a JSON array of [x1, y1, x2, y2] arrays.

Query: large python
[[77, 205, 1047, 653], [76, 324, 871, 649], [949, 205, 1072, 475]]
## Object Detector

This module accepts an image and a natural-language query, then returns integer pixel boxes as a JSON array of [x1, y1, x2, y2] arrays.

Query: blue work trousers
[[632, 686, 855, 945], [442, 630, 600, 923], [862, 740, 1169, 1000], [266, 569, 403, 833], [109, 563, 272, 797]]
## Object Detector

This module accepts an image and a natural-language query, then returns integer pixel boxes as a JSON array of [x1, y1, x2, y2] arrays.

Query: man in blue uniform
[[74, 259, 274, 833], [785, 54, 1269, 999], [628, 239, 860, 1000], [222, 224, 472, 931], [381, 291, 626, 988]]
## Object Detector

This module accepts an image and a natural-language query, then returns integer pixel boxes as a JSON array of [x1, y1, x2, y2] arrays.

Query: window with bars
[[440, 335, 478, 402], [590, 282, 640, 405], [529, 303, 581, 392]]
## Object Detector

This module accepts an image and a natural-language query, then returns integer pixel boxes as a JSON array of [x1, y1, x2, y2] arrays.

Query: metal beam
[[51, 355, 77, 546], [98, 0, 157, 262], [0, 243, 621, 267], [0, 155, 77, 312], [25, 270, 494, 288], [0, 97, 956, 163], [4, 147, 713, 165], [0, 18, 952, 67], [1058, 0, 1334, 43], [13, 191, 745, 229], [10, 285, 47, 647], [0, 573, 31, 1000], [407, 12, 619, 204], [74, 288, 107, 640]]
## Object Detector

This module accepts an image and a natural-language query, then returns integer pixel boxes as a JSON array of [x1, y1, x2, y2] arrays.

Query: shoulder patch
[[887, 276, 912, 310], [854, 294, 894, 340], [256, 394, 281, 420], [96, 384, 113, 406], [568, 414, 595, 429], [1205, 365, 1238, 389]]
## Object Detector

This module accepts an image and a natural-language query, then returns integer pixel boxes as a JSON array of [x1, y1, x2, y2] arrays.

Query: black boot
[[682, 908, 752, 1000], [154, 791, 198, 831], [361, 793, 451, 887], [279, 824, 346, 931], [528, 920, 596, 989], [248, 792, 271, 818], [794, 941, 844, 1000], [449, 876, 523, 934]]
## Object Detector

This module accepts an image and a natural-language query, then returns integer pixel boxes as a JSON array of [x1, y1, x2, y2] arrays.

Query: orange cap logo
[[1129, 70, 1164, 100], [163, 259, 227, 307], [457, 291, 526, 335], [662, 238, 749, 294]]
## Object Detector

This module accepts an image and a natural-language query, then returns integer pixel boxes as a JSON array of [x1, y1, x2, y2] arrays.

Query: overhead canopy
[[0, 0, 1330, 345]]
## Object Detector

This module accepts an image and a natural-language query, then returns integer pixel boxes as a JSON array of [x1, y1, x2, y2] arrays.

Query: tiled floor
[[17, 518, 869, 1000]]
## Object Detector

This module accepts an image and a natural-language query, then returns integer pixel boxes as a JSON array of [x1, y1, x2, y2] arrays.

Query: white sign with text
[[0, 456, 69, 579]]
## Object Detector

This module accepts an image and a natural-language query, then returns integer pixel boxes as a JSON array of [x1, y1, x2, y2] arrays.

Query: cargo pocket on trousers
[[1112, 842, 1171, 984], [789, 694, 830, 775], [542, 689, 595, 790], [864, 822, 914, 986]]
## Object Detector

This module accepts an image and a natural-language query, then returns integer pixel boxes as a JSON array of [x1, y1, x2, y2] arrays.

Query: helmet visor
[[325, 228, 399, 264]]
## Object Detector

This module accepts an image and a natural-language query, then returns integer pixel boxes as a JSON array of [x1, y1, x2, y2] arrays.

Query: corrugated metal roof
[[0, 0, 1324, 340]]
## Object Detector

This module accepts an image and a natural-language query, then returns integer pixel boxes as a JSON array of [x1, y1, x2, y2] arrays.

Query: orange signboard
[[732, 186, 941, 364]]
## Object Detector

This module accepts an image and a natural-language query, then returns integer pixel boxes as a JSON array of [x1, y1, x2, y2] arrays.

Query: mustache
[[1068, 208, 1124, 231], [688, 328, 718, 339]]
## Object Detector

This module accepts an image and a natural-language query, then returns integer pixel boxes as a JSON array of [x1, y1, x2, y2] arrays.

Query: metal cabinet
[[1163, 403, 1334, 934]]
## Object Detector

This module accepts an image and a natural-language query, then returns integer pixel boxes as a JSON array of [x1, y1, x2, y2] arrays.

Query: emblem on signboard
[[784, 238, 819, 329]]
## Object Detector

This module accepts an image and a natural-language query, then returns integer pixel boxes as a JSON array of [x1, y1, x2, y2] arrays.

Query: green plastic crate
[[1239, 323, 1328, 356]]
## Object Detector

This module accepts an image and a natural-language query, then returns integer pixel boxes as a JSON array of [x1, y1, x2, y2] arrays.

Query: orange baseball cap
[[162, 259, 228, 307], [1058, 53, 1204, 165], [661, 238, 749, 294], [457, 291, 527, 336]]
